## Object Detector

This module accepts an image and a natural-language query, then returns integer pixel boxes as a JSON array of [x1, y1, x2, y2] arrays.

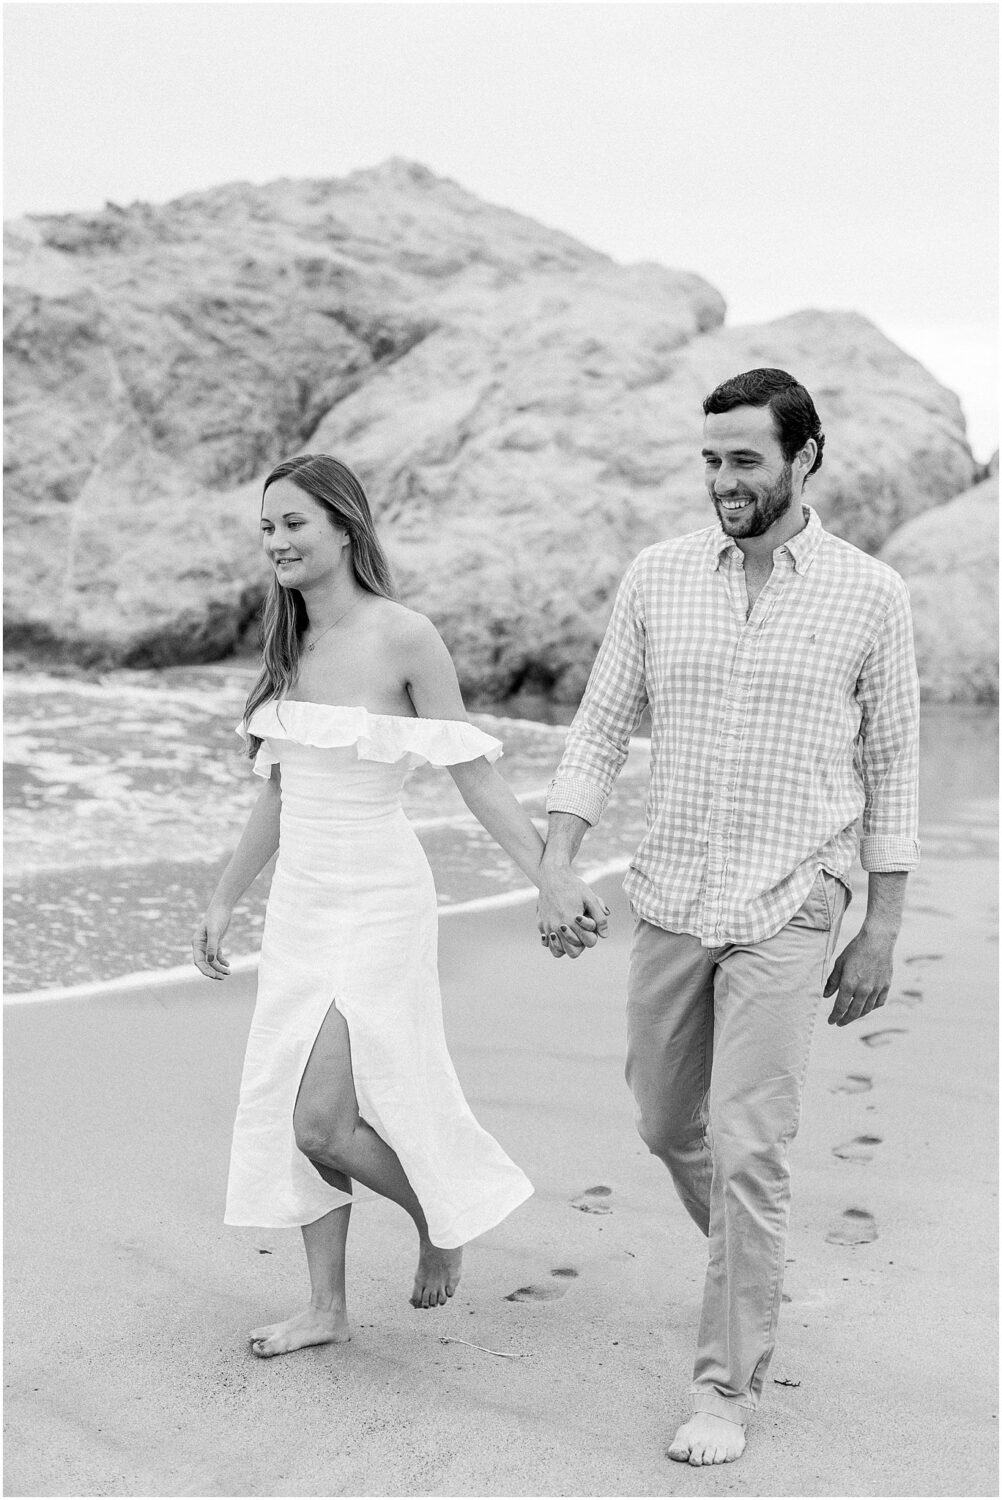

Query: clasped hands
[[536, 863, 610, 959]]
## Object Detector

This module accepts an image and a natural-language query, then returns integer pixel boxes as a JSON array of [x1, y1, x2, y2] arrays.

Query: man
[[537, 368, 919, 1465]]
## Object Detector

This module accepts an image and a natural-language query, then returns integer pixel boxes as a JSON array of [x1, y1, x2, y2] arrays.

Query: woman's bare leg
[[249, 1203, 352, 1357], [294, 1000, 462, 1309]]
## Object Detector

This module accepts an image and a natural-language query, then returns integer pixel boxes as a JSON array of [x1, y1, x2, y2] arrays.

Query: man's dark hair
[[702, 368, 825, 478]]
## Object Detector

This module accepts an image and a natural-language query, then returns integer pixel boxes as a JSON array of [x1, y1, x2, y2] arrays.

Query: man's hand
[[824, 923, 896, 1026], [537, 866, 610, 959]]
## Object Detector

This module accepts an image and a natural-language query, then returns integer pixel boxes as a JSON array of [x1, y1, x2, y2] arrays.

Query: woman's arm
[[192, 768, 282, 980], [402, 615, 609, 952], [448, 753, 548, 886]]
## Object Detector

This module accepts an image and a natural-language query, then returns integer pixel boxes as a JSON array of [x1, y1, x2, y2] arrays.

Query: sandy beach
[[4, 840, 997, 1498]]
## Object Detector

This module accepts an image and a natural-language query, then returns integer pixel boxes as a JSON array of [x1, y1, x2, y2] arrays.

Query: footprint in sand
[[860, 1028, 908, 1048], [832, 1134, 882, 1163], [831, 1073, 873, 1094], [505, 1267, 580, 1302], [571, 1185, 613, 1215], [825, 1208, 878, 1245]]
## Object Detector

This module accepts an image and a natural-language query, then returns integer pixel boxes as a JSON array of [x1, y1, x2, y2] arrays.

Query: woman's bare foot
[[410, 1239, 463, 1308], [668, 1413, 746, 1465], [249, 1305, 350, 1358]]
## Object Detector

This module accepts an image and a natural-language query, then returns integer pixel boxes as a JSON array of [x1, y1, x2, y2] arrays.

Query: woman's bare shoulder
[[371, 598, 442, 647]]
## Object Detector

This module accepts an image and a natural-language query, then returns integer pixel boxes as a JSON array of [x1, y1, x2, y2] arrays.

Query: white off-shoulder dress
[[224, 699, 533, 1247]]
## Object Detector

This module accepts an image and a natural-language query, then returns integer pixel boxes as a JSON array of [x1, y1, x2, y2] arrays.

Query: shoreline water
[[4, 855, 635, 1006], [3, 665, 653, 997], [3, 665, 997, 1001]]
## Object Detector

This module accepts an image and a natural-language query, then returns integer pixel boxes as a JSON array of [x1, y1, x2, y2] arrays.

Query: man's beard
[[714, 462, 794, 538]]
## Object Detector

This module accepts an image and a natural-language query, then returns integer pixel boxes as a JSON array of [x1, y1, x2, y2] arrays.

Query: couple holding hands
[[195, 367, 919, 1466]]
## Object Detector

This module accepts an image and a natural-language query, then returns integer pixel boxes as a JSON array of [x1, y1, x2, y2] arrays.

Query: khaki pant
[[625, 872, 847, 1423]]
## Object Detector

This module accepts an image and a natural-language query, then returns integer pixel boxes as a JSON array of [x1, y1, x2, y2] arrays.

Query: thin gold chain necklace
[[304, 596, 364, 653]]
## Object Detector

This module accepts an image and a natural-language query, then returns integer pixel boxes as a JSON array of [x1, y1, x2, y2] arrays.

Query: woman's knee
[[293, 1099, 358, 1165]]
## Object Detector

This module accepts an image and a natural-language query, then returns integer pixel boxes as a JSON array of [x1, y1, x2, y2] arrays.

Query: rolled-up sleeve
[[546, 558, 649, 827], [856, 576, 921, 871]]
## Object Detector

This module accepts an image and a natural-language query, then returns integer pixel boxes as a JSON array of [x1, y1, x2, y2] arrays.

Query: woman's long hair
[[242, 455, 394, 758]]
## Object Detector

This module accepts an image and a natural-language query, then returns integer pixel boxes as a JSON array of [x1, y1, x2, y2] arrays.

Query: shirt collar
[[710, 504, 825, 575]]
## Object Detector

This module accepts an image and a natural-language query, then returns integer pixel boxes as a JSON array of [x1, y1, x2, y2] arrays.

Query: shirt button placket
[[705, 615, 756, 945], [704, 560, 738, 941]]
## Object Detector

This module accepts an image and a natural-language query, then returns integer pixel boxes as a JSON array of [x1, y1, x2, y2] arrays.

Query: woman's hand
[[192, 903, 233, 980], [537, 869, 610, 959]]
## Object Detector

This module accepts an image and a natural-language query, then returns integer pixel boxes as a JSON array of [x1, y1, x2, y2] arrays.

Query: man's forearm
[[541, 811, 591, 870], [860, 870, 908, 937]]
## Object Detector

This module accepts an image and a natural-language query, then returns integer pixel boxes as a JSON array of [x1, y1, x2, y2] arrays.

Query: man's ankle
[[691, 1393, 751, 1426]]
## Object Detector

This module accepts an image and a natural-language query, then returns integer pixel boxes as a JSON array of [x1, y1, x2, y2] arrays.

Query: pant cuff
[[691, 1391, 753, 1425]]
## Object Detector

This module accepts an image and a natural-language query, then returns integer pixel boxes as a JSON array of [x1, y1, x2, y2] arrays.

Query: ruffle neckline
[[237, 699, 503, 778]]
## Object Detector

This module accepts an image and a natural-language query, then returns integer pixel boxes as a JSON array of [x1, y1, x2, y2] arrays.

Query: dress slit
[[292, 992, 358, 1204]]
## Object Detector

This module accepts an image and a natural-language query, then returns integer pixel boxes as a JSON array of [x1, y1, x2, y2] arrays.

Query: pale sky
[[4, 1, 998, 456]]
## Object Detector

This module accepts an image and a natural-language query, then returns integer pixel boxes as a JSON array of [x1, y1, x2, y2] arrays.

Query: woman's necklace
[[304, 596, 364, 653]]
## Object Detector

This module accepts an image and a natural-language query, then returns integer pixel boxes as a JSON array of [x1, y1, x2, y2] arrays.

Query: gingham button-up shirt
[[546, 506, 920, 946]]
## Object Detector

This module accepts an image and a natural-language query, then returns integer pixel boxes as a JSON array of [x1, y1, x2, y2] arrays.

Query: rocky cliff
[[4, 159, 986, 699], [879, 474, 998, 703]]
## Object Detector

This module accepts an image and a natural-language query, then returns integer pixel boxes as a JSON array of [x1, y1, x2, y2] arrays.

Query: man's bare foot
[[410, 1239, 463, 1308], [668, 1412, 746, 1465], [249, 1305, 350, 1358]]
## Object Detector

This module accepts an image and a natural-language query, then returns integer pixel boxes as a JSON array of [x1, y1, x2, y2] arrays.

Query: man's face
[[701, 404, 796, 541]]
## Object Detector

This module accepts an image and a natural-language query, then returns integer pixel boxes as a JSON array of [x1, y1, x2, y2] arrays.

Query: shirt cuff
[[545, 776, 607, 828], [860, 835, 921, 872]]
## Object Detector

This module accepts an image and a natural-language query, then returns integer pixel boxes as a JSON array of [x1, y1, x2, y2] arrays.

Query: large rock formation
[[4, 159, 982, 698], [879, 475, 998, 703]]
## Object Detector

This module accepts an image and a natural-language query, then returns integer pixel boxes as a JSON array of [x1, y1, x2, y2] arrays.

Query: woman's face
[[259, 480, 348, 591]]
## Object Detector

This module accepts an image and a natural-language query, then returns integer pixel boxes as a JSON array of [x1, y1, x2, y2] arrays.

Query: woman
[[193, 454, 607, 1358]]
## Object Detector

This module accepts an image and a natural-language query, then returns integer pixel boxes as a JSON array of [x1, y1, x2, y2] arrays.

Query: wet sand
[[4, 856, 997, 1498]]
